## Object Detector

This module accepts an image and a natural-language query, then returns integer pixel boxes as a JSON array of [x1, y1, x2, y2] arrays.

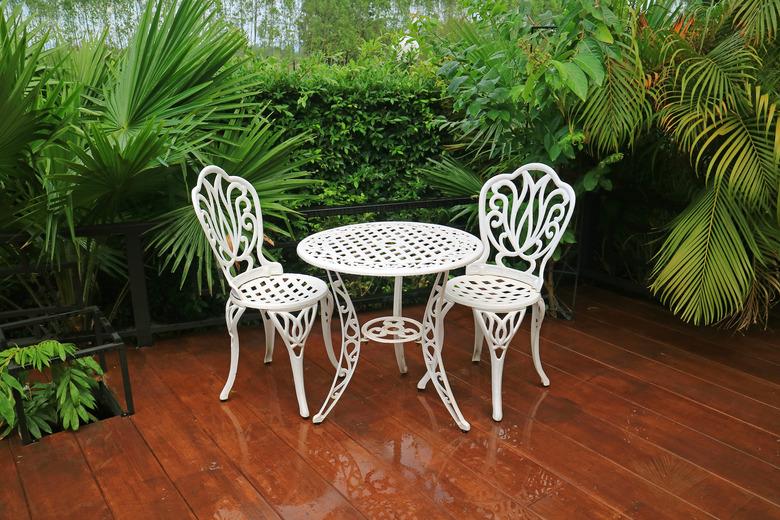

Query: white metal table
[[297, 221, 483, 431]]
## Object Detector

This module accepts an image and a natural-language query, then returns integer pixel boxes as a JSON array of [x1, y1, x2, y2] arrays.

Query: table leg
[[313, 270, 361, 424], [415, 271, 470, 431], [392, 276, 408, 374]]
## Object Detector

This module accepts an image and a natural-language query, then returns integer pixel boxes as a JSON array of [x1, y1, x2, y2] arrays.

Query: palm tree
[[638, 0, 780, 328]]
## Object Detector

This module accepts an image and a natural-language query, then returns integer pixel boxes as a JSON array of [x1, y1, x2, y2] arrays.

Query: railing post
[[125, 229, 153, 346]]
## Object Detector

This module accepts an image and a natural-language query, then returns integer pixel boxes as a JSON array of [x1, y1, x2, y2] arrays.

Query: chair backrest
[[191, 165, 270, 287], [472, 163, 575, 290]]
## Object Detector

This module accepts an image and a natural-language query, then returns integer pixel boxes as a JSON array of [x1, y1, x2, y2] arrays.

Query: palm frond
[[670, 35, 759, 111], [719, 220, 780, 329], [576, 43, 652, 156], [662, 84, 779, 207], [650, 183, 759, 325], [730, 0, 780, 44], [98, 0, 257, 139], [149, 115, 314, 291], [419, 155, 483, 226], [0, 6, 51, 184]]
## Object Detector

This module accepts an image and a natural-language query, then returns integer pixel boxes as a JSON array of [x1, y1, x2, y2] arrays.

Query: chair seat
[[445, 274, 540, 312], [231, 273, 328, 312]]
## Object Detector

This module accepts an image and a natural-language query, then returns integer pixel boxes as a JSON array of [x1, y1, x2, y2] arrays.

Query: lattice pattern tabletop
[[297, 221, 483, 277]]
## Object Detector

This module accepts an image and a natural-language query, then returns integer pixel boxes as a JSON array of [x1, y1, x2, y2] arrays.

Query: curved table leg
[[313, 270, 361, 424], [320, 291, 340, 371], [392, 276, 408, 374], [415, 271, 470, 431]]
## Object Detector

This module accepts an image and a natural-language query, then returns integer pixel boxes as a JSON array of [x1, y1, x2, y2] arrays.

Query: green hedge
[[247, 58, 453, 206]]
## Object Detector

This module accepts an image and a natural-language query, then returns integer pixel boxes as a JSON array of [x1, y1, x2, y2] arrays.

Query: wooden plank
[[540, 319, 780, 435], [300, 317, 711, 520], [573, 306, 780, 391], [125, 350, 283, 519], [582, 286, 780, 364], [0, 440, 30, 520], [351, 347, 707, 519], [76, 417, 195, 520], [395, 309, 779, 516], [524, 327, 780, 467], [300, 328, 625, 519], [442, 315, 780, 510], [10, 433, 112, 519], [331, 393, 537, 518], [140, 342, 367, 520], [513, 340, 780, 502], [162, 335, 454, 519]]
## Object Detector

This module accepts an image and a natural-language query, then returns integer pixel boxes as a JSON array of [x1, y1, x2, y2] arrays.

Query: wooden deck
[[2, 286, 779, 519]]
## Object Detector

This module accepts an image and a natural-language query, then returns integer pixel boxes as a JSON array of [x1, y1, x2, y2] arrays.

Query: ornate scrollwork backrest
[[191, 165, 269, 286], [476, 163, 575, 289]]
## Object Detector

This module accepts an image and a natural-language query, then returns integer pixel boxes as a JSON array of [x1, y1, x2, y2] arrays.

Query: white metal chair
[[191, 165, 337, 418], [444, 163, 575, 421]]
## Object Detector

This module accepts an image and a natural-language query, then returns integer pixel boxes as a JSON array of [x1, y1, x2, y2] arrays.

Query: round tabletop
[[297, 221, 484, 277]]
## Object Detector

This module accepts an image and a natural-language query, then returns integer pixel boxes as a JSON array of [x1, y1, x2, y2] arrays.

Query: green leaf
[[573, 45, 605, 87], [594, 23, 614, 44], [0, 395, 15, 426], [448, 76, 469, 94], [1, 372, 23, 393], [583, 170, 600, 191], [553, 61, 589, 102]]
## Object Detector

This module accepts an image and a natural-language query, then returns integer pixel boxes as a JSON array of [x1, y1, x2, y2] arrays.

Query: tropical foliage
[[2, 0, 778, 331], [415, 0, 780, 329], [0, 340, 104, 440], [0, 0, 315, 308]]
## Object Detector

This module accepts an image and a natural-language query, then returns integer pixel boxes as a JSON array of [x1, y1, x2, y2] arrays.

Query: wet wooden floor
[[2, 286, 779, 519]]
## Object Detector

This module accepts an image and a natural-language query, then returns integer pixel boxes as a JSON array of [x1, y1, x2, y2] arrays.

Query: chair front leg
[[474, 309, 526, 421], [261, 311, 275, 364], [320, 291, 339, 371], [267, 303, 319, 418], [221, 299, 246, 401], [472, 308, 484, 363], [530, 299, 550, 386]]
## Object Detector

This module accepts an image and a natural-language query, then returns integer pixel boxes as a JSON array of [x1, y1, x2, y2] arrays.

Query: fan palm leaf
[[150, 114, 314, 291], [98, 0, 258, 141], [0, 7, 51, 184]]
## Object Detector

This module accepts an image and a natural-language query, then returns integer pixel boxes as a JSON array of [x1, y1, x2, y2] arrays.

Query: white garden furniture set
[[191, 163, 575, 431]]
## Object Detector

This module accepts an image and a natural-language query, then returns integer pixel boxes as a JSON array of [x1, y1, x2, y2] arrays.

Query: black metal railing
[[4, 195, 584, 346]]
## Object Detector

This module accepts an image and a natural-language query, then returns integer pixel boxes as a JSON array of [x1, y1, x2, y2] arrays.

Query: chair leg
[[267, 304, 319, 418], [220, 300, 246, 401], [531, 299, 550, 387], [473, 309, 526, 422], [472, 309, 484, 363], [262, 311, 275, 364], [320, 291, 339, 371], [488, 345, 506, 421]]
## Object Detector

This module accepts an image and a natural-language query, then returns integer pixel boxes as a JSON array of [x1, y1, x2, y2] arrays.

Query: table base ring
[[361, 316, 422, 344]]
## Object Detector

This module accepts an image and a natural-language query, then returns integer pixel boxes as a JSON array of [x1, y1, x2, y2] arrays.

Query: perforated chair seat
[[445, 274, 540, 313], [231, 273, 328, 312]]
